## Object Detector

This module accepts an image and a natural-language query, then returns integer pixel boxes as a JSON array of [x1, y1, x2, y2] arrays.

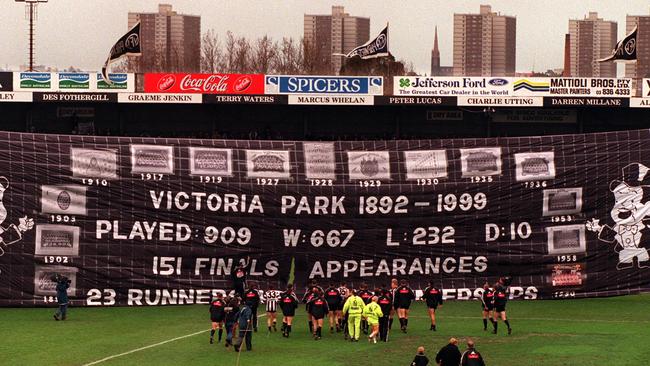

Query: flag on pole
[[101, 22, 141, 83], [598, 25, 637, 63], [336, 24, 389, 59]]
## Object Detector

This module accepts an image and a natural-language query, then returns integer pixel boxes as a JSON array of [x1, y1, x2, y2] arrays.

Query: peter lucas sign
[[144, 73, 265, 94]]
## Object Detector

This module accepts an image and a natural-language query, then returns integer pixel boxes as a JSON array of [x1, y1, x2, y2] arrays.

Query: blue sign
[[266, 76, 383, 95]]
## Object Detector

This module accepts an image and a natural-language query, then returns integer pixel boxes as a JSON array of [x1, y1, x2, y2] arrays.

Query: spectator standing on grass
[[234, 301, 253, 352], [410, 346, 429, 366], [461, 339, 486, 366], [435, 338, 461, 366], [224, 297, 240, 348]]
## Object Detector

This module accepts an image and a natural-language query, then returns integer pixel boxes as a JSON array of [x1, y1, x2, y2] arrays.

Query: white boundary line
[[82, 329, 208, 366], [83, 313, 267, 366], [81, 312, 645, 365]]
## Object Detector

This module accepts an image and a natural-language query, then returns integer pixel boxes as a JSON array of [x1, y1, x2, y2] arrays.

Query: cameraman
[[52, 275, 70, 321]]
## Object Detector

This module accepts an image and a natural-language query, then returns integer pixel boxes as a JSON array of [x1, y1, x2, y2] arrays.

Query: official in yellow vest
[[363, 296, 384, 343], [342, 289, 366, 341]]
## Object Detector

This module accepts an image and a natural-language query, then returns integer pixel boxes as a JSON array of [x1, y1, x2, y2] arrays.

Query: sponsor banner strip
[[288, 94, 374, 105], [457, 96, 543, 107], [118, 93, 202, 104]]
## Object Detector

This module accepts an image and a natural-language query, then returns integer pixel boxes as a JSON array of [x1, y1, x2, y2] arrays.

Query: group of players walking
[[208, 272, 513, 351]]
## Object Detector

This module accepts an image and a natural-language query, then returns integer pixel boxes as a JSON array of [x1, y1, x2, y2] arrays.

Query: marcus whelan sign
[[266, 75, 383, 95], [144, 73, 265, 94]]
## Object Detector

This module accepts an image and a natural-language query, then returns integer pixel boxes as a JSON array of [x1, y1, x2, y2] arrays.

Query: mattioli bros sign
[[266, 75, 383, 95], [394, 77, 512, 96], [144, 73, 265, 94], [12, 72, 134, 92], [512, 78, 632, 97]]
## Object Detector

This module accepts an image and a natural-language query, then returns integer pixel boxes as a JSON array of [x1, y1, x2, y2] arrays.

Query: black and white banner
[[340, 25, 389, 59], [1, 130, 649, 307]]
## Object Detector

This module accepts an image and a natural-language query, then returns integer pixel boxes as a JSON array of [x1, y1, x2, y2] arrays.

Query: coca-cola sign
[[144, 73, 265, 94]]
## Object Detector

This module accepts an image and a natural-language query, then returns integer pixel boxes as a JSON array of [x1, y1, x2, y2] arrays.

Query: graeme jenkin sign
[[0, 130, 648, 307]]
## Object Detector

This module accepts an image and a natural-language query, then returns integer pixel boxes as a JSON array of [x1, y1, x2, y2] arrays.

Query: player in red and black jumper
[[393, 279, 415, 333], [480, 282, 495, 331], [243, 282, 261, 332], [422, 281, 444, 331], [337, 282, 350, 334], [492, 278, 512, 335], [324, 283, 343, 333], [306, 289, 329, 340], [389, 278, 399, 330], [279, 284, 299, 338], [209, 292, 226, 344], [231, 257, 250, 298], [358, 283, 374, 334], [376, 287, 393, 342], [302, 280, 323, 334]]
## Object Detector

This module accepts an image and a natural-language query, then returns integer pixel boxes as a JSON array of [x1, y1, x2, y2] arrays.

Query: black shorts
[[397, 303, 411, 310], [426, 303, 438, 310], [211, 314, 225, 323], [282, 309, 296, 317], [312, 314, 325, 320], [325, 302, 337, 311], [494, 305, 506, 313], [483, 305, 494, 312]]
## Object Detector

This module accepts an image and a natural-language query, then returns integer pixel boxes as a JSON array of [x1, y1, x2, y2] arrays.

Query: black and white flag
[[598, 25, 637, 63], [337, 25, 389, 59], [101, 22, 141, 83]]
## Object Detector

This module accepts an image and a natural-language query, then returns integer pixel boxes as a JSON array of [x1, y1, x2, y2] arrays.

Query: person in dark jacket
[[461, 339, 486, 366], [52, 275, 70, 321], [223, 297, 240, 347], [231, 257, 250, 297], [435, 338, 461, 366], [377, 288, 393, 342], [422, 281, 444, 331], [243, 282, 261, 332], [411, 346, 429, 366], [234, 302, 253, 352]]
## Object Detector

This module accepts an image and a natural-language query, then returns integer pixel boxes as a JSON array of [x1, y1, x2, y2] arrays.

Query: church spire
[[433, 25, 439, 54]]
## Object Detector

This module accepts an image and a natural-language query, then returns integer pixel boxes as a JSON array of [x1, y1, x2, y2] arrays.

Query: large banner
[[0, 130, 649, 307]]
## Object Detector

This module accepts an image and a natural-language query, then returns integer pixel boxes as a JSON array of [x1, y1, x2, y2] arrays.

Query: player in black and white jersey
[[265, 284, 282, 332]]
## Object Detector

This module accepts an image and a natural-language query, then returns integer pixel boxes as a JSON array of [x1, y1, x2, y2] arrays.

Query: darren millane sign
[[0, 130, 649, 306]]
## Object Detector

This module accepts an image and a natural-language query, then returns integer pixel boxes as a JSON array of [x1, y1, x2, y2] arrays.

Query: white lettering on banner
[[280, 196, 346, 215], [308, 256, 488, 278], [96, 220, 192, 241], [149, 191, 264, 213], [180, 74, 229, 92], [287, 78, 362, 93]]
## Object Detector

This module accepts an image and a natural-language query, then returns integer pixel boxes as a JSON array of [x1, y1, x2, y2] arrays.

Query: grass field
[[1, 294, 649, 366]]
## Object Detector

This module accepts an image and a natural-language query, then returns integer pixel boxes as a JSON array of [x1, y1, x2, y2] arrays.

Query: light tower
[[15, 0, 49, 72]]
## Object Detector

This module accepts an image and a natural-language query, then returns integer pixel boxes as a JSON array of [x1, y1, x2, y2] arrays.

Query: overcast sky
[[0, 0, 648, 74]]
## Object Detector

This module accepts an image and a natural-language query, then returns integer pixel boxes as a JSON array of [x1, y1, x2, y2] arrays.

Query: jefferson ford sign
[[394, 77, 513, 96], [266, 76, 383, 95]]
